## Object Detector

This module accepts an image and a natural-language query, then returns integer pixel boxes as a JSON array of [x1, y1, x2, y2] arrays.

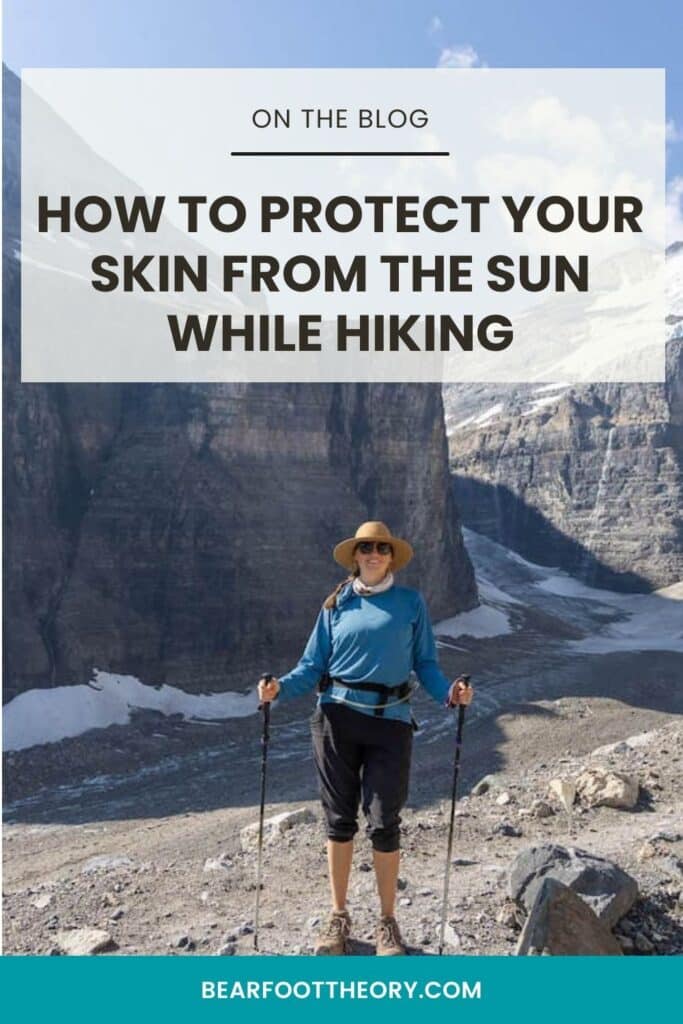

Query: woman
[[257, 521, 473, 956]]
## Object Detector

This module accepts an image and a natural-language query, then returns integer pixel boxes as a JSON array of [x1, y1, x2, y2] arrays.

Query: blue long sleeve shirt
[[278, 583, 451, 724]]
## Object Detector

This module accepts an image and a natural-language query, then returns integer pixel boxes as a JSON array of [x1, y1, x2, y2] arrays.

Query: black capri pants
[[310, 702, 413, 853]]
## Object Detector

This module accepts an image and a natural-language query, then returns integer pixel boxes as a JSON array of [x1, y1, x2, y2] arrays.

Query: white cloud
[[428, 15, 443, 34], [611, 114, 665, 149], [497, 95, 609, 163], [438, 44, 480, 69], [666, 177, 683, 244], [666, 119, 683, 144]]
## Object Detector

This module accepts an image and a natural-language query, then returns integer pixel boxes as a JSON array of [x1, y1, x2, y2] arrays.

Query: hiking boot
[[314, 910, 351, 955], [375, 914, 407, 956]]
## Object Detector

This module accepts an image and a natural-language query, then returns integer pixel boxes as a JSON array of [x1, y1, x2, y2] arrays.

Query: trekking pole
[[438, 675, 471, 956], [254, 673, 274, 952]]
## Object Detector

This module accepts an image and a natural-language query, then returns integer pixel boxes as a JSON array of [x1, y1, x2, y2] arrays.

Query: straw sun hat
[[333, 521, 414, 573]]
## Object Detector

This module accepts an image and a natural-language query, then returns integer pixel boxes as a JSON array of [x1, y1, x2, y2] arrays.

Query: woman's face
[[353, 542, 393, 586]]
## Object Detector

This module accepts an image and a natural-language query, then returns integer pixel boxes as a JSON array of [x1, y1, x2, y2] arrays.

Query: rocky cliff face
[[3, 67, 477, 702], [444, 288, 683, 591]]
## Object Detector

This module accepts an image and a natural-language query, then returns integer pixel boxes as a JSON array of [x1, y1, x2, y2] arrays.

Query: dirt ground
[[4, 685, 682, 956], [4, 533, 682, 955]]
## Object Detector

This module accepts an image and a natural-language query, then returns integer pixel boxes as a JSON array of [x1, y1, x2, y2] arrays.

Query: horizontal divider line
[[229, 151, 451, 157]]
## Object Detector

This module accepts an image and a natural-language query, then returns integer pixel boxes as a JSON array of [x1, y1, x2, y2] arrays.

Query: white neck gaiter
[[352, 572, 395, 597]]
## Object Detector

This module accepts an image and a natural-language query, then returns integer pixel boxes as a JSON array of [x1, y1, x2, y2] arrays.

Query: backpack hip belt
[[318, 674, 411, 717]]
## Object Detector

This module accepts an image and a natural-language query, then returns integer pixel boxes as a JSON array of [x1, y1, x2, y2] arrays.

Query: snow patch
[[436, 604, 513, 640], [536, 574, 683, 654], [536, 574, 623, 602], [569, 586, 683, 654], [587, 268, 656, 316], [473, 402, 504, 426], [3, 669, 257, 752], [522, 394, 564, 416], [504, 546, 556, 573], [532, 382, 570, 394], [477, 577, 524, 606], [461, 526, 557, 577], [451, 403, 504, 431]]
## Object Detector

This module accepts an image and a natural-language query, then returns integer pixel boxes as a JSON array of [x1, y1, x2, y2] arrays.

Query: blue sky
[[4, 0, 683, 230]]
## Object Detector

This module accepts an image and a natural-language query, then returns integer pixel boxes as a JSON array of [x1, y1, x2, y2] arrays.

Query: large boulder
[[575, 768, 639, 809], [509, 844, 638, 928], [515, 878, 623, 956]]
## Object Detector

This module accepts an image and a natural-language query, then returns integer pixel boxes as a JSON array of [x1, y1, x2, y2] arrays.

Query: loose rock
[[56, 928, 118, 956], [516, 879, 623, 956], [509, 844, 639, 928], [635, 932, 654, 954], [531, 800, 554, 819], [240, 808, 316, 851], [575, 769, 639, 810], [81, 855, 134, 875], [493, 823, 522, 838], [496, 902, 519, 929], [204, 854, 232, 872], [548, 779, 576, 813]]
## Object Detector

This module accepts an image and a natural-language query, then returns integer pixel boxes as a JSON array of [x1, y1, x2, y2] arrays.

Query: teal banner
[[0, 956, 677, 1023]]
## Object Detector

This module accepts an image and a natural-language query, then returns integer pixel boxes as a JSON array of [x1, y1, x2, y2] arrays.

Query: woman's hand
[[257, 676, 281, 703], [447, 676, 474, 707]]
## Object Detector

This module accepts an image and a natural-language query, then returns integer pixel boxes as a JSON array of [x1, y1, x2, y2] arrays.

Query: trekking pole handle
[[258, 672, 276, 711], [446, 674, 471, 708], [258, 673, 275, 744]]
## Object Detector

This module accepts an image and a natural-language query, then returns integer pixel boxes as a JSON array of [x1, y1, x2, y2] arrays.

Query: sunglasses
[[355, 541, 393, 556]]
